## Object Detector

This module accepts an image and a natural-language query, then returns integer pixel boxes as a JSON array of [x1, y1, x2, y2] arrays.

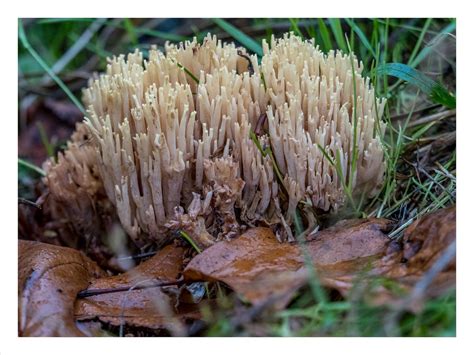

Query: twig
[[43, 18, 107, 82], [118, 278, 154, 337], [18, 198, 42, 209], [434, 161, 456, 181], [407, 109, 455, 128], [408, 240, 456, 302], [419, 166, 456, 201], [383, 240, 456, 335], [391, 104, 441, 121], [77, 276, 185, 298], [117, 251, 157, 261], [388, 217, 415, 239]]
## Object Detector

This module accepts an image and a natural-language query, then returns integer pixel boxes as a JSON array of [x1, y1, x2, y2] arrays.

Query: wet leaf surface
[[18, 240, 105, 336], [75, 245, 199, 334], [401, 205, 456, 271], [184, 208, 455, 310], [18, 207, 455, 336], [19, 240, 198, 336], [375, 205, 456, 311], [184, 219, 393, 308]]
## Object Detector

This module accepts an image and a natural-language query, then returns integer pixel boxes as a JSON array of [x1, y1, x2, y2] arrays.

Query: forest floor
[[18, 18, 456, 336]]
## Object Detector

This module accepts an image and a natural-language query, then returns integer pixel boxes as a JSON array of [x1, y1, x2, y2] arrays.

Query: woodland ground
[[18, 18, 456, 336]]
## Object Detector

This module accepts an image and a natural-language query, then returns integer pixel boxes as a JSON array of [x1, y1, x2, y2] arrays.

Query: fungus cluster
[[44, 33, 386, 249]]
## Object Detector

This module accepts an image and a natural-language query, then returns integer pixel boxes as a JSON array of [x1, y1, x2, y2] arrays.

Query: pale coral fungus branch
[[43, 33, 387, 248]]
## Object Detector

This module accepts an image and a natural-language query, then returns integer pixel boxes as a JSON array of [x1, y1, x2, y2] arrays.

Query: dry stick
[[413, 131, 456, 145], [117, 278, 186, 337], [76, 19, 122, 73], [116, 277, 186, 337], [41, 18, 107, 84], [407, 109, 456, 128], [407, 239, 456, 303], [117, 251, 157, 261], [118, 278, 155, 337], [383, 240, 456, 336], [77, 276, 185, 299], [419, 166, 456, 201], [415, 132, 456, 156], [391, 104, 441, 121], [434, 161, 456, 181], [18, 198, 42, 209]]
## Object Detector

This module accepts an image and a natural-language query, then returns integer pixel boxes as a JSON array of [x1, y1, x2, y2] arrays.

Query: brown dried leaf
[[184, 219, 393, 308], [372, 205, 456, 310], [18, 240, 105, 336], [401, 205, 455, 271], [184, 208, 456, 310], [19, 240, 197, 336], [75, 245, 198, 334]]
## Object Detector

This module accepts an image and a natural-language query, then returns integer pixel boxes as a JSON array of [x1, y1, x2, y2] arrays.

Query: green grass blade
[[18, 158, 46, 177], [179, 231, 202, 253], [212, 18, 263, 56], [38, 18, 188, 42], [345, 18, 376, 58], [317, 19, 332, 52], [377, 63, 456, 108], [346, 36, 358, 192], [305, 23, 317, 43], [289, 18, 304, 37], [294, 211, 328, 306], [18, 19, 86, 115], [316, 143, 336, 166], [328, 19, 347, 52], [133, 27, 187, 42], [250, 131, 285, 186], [37, 18, 93, 25], [380, 18, 390, 96], [174, 61, 199, 83], [36, 122, 55, 158], [410, 21, 456, 68], [122, 18, 138, 46], [407, 18, 432, 66], [430, 84, 456, 109]]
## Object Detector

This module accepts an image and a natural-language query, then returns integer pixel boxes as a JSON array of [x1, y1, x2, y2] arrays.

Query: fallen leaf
[[75, 245, 198, 334], [372, 205, 456, 310], [20, 206, 455, 336], [184, 218, 393, 308], [19, 240, 105, 336], [401, 205, 455, 271], [184, 208, 456, 310]]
